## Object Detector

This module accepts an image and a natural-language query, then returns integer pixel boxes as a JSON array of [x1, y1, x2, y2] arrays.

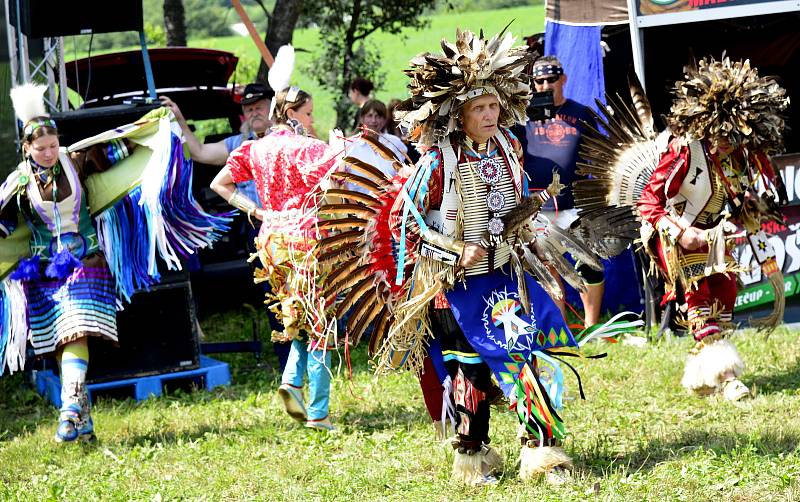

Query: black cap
[[240, 83, 274, 105]]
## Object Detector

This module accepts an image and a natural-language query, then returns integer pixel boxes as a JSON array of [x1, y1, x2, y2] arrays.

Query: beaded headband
[[23, 118, 57, 137]]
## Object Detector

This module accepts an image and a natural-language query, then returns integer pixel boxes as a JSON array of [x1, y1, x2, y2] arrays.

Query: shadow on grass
[[338, 404, 430, 433], [0, 373, 54, 443], [747, 360, 800, 395], [111, 423, 236, 449], [579, 429, 800, 477]]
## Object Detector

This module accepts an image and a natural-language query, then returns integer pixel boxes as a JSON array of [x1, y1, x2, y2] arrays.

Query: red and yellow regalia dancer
[[571, 57, 789, 401]]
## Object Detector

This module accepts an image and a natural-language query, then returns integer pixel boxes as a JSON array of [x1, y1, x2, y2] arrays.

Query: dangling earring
[[286, 118, 306, 136]]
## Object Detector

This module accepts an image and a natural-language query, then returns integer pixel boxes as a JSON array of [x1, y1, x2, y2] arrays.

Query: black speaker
[[86, 273, 200, 384], [50, 103, 160, 147], [8, 0, 143, 38]]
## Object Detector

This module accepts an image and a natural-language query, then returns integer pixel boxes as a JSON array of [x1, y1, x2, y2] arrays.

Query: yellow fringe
[[750, 268, 785, 337], [373, 256, 452, 374]]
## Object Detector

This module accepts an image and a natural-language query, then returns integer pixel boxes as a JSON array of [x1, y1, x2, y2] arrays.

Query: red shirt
[[226, 128, 339, 211]]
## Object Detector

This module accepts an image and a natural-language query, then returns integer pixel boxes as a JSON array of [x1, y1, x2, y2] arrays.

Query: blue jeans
[[281, 339, 331, 420]]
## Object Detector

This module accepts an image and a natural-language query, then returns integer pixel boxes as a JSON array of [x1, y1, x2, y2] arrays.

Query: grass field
[[2, 309, 800, 500], [187, 4, 545, 138]]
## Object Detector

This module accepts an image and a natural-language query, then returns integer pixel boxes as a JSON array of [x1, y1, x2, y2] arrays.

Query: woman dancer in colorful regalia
[[211, 46, 341, 431], [0, 84, 228, 442]]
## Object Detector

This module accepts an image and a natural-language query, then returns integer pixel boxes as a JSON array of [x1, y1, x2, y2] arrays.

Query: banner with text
[[735, 154, 800, 312], [638, 0, 783, 17]]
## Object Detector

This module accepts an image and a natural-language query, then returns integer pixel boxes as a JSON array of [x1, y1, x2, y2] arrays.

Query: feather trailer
[[519, 243, 563, 301], [317, 202, 376, 218], [323, 188, 379, 206], [358, 133, 410, 166], [316, 217, 368, 230], [342, 156, 392, 185], [323, 263, 371, 302], [317, 241, 360, 263], [346, 290, 385, 345], [329, 172, 383, 192], [316, 229, 364, 254], [368, 306, 392, 357], [336, 277, 376, 317]]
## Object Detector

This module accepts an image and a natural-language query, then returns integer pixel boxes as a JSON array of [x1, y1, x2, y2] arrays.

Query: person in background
[[348, 77, 374, 133], [387, 98, 421, 164], [356, 99, 407, 159], [513, 55, 604, 326]]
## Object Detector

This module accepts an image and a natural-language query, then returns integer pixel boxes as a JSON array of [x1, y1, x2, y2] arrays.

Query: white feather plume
[[268, 45, 295, 94], [10, 83, 48, 124]]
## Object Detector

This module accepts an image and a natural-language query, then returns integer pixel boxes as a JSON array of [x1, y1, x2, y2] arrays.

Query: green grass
[[3, 312, 800, 500], [187, 5, 545, 138]]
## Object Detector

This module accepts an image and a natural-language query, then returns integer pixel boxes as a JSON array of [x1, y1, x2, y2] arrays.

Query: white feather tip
[[10, 83, 48, 124], [268, 45, 296, 94]]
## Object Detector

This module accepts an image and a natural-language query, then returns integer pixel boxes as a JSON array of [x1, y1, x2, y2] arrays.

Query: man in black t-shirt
[[513, 56, 605, 326]]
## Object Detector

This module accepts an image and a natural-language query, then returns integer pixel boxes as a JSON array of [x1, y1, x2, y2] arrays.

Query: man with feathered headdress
[[388, 28, 624, 485], [637, 56, 789, 401]]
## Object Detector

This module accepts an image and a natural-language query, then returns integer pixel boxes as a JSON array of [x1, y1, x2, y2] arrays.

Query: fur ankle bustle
[[519, 444, 573, 481], [451, 441, 503, 485], [681, 338, 745, 395]]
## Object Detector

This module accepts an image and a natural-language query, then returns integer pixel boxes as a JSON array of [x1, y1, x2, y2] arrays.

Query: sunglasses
[[534, 76, 560, 85]]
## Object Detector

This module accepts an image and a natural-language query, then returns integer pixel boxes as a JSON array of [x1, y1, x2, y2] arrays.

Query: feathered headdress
[[10, 83, 55, 137], [667, 56, 789, 153], [395, 28, 533, 148]]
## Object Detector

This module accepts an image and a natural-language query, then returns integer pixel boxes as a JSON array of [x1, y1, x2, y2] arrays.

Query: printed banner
[[638, 0, 781, 16], [445, 269, 577, 397], [735, 154, 800, 311], [546, 0, 629, 25]]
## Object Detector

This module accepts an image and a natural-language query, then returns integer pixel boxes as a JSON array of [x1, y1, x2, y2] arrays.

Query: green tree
[[164, 0, 187, 46], [306, 0, 437, 130], [249, 0, 303, 85]]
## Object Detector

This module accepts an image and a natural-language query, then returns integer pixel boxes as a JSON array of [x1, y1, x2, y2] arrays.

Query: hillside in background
[[188, 4, 545, 139]]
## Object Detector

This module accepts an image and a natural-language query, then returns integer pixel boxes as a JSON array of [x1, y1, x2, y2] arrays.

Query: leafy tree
[[249, 0, 303, 85], [164, 0, 188, 46], [306, 0, 437, 130]]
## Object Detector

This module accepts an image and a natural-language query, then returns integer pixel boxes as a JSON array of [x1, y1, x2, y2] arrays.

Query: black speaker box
[[51, 103, 160, 147], [86, 272, 200, 384], [8, 0, 143, 38]]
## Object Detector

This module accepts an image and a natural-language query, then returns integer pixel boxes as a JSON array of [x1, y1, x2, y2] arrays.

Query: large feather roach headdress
[[667, 56, 789, 153], [395, 27, 533, 148]]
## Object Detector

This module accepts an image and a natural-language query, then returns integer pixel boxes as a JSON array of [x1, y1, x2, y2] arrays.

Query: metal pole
[[139, 31, 156, 100], [57, 37, 68, 110], [3, 0, 18, 86], [44, 37, 57, 110], [626, 0, 646, 91]]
